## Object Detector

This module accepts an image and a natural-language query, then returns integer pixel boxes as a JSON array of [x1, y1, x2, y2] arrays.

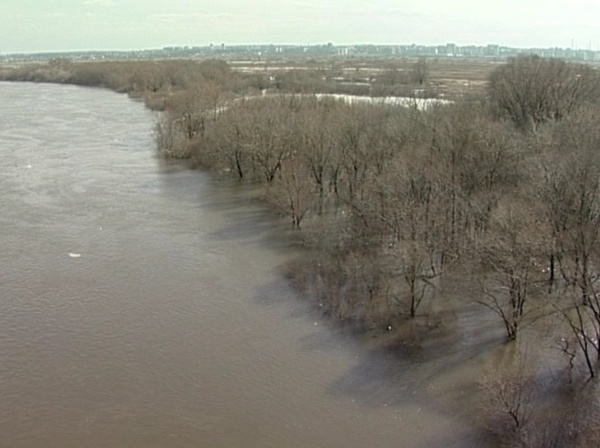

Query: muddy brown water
[[0, 82, 497, 447]]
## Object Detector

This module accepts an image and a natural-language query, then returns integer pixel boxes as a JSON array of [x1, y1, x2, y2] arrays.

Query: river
[[0, 82, 489, 447]]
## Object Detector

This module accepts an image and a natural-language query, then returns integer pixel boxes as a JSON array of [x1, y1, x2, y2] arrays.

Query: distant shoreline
[[3, 42, 600, 65]]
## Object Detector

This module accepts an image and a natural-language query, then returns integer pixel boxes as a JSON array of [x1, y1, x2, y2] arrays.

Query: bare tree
[[168, 80, 222, 140], [480, 348, 536, 443], [476, 199, 543, 340], [337, 103, 372, 203], [154, 111, 187, 159], [410, 58, 429, 86], [267, 155, 314, 227], [296, 98, 342, 213], [487, 55, 600, 130], [246, 97, 296, 183], [357, 150, 443, 318], [556, 291, 600, 379]]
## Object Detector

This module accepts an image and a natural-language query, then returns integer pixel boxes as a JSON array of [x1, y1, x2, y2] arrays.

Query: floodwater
[[0, 82, 492, 447]]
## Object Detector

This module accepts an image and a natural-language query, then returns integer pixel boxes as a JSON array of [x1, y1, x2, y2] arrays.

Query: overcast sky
[[2, 0, 600, 54]]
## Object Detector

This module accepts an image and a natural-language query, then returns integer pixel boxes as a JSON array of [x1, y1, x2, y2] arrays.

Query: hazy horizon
[[3, 0, 600, 54]]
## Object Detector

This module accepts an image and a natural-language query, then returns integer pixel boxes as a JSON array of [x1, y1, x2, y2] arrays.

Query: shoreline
[[5, 56, 600, 445]]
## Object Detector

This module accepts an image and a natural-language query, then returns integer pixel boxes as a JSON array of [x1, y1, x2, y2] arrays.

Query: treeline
[[0, 58, 261, 110], [0, 56, 435, 108], [265, 57, 432, 97], [4, 55, 600, 445]]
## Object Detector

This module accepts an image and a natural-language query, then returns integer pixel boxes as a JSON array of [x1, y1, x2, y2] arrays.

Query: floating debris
[[68, 253, 81, 258]]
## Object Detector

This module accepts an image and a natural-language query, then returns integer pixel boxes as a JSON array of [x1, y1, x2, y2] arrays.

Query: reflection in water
[[0, 82, 487, 447]]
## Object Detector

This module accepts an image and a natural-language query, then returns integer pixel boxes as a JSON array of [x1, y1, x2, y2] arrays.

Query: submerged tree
[[267, 155, 314, 227], [476, 199, 544, 340]]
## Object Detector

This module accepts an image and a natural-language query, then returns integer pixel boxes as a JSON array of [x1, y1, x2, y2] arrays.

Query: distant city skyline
[[3, 0, 600, 54]]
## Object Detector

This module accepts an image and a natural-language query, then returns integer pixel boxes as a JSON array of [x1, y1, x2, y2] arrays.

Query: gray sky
[[2, 0, 600, 54]]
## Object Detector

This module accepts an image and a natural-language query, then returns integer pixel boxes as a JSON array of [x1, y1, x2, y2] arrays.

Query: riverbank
[[5, 57, 600, 446], [3, 81, 491, 448]]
